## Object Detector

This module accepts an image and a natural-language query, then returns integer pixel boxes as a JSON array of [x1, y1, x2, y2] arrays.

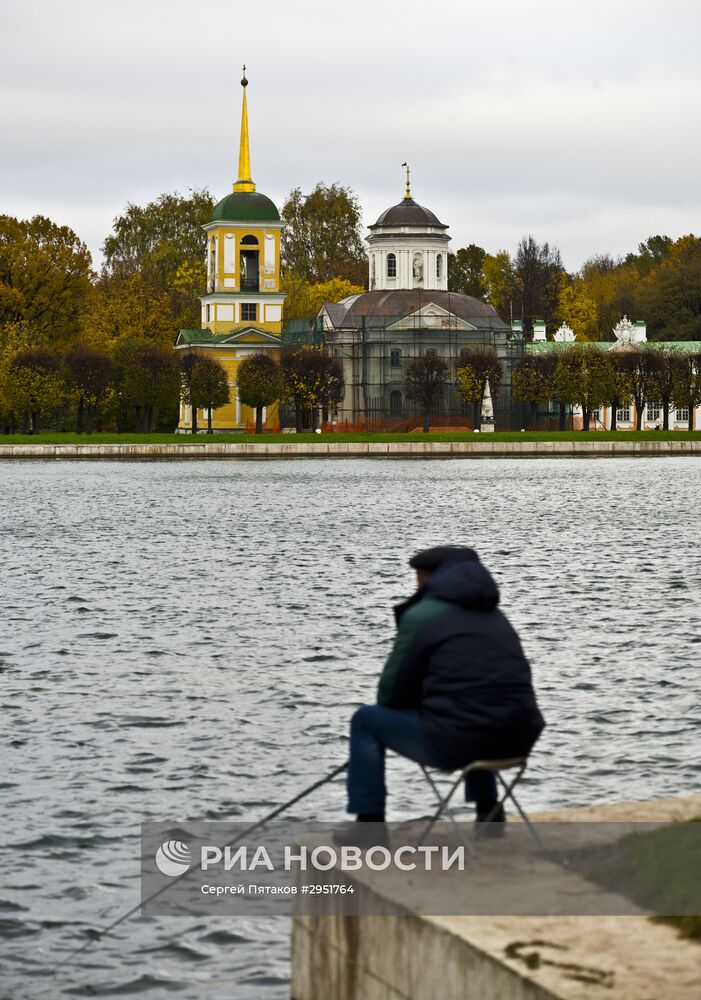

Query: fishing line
[[53, 759, 349, 979]]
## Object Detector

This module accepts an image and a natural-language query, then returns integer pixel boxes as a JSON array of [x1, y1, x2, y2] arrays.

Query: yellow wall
[[177, 341, 282, 433], [204, 224, 283, 335]]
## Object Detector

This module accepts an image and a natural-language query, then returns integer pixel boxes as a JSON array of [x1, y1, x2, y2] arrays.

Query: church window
[[241, 303, 257, 321], [436, 254, 442, 279], [390, 390, 402, 417], [206, 304, 211, 322], [387, 253, 397, 278], [390, 349, 402, 368], [241, 235, 259, 245], [616, 405, 631, 422], [647, 402, 661, 421], [591, 409, 600, 425]]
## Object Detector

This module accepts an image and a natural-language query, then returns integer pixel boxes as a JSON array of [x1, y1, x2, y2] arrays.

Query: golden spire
[[402, 161, 411, 200], [233, 66, 256, 193]]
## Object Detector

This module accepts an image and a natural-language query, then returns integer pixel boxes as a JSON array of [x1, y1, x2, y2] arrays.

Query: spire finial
[[233, 66, 255, 193], [401, 161, 411, 200]]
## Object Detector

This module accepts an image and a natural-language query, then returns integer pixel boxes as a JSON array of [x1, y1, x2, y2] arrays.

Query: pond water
[[1, 457, 699, 998]]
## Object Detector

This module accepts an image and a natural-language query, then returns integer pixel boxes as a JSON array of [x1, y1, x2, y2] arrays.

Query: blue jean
[[347, 704, 497, 815]]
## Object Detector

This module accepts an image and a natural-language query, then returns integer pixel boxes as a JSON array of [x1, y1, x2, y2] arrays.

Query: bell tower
[[200, 69, 285, 335]]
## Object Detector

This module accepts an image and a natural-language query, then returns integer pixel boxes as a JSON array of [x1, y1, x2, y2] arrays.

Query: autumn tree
[[671, 350, 701, 431], [483, 251, 516, 320], [603, 352, 633, 432], [2, 347, 64, 433], [640, 235, 701, 342], [281, 346, 344, 431], [404, 354, 449, 433], [235, 353, 284, 433], [511, 353, 557, 427], [456, 348, 504, 427], [114, 339, 180, 433], [0, 215, 93, 349], [448, 245, 487, 298], [64, 345, 113, 433], [281, 184, 367, 286], [282, 275, 365, 323], [553, 346, 615, 432], [82, 271, 176, 351], [556, 276, 598, 340], [513, 236, 565, 336], [190, 356, 230, 433], [102, 189, 214, 329], [649, 347, 680, 430], [615, 346, 658, 430]]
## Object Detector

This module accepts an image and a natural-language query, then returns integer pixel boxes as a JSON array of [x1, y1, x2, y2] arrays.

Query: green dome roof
[[211, 191, 280, 223]]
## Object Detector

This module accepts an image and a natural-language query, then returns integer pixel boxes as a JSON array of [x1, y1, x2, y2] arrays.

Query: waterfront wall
[[1, 440, 700, 460], [291, 795, 701, 1000]]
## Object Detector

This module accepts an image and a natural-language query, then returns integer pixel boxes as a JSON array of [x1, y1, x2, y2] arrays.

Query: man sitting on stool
[[345, 546, 545, 831]]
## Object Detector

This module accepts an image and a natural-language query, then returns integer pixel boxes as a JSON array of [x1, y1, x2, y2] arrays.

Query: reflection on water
[[1, 458, 699, 998]]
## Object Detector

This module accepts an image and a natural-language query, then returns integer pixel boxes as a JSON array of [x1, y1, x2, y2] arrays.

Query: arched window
[[436, 254, 442, 279], [387, 253, 397, 278], [241, 235, 259, 245], [389, 390, 402, 417]]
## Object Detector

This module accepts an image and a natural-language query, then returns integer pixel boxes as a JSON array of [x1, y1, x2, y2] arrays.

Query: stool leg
[[417, 768, 476, 857], [495, 768, 546, 852]]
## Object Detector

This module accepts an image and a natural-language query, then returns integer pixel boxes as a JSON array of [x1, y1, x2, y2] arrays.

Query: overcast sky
[[2, 0, 700, 271]]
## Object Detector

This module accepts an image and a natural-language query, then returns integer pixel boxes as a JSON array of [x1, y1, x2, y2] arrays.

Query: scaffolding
[[281, 311, 531, 431]]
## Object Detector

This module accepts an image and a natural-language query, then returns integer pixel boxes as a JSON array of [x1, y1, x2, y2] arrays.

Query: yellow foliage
[[282, 274, 365, 322], [557, 277, 598, 340]]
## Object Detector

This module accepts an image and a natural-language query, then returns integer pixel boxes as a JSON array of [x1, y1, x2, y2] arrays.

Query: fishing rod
[[53, 758, 349, 978]]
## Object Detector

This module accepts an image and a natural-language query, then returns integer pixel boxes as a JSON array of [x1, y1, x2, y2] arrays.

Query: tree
[[448, 245, 487, 298], [513, 236, 565, 337], [2, 347, 64, 433], [671, 351, 701, 431], [190, 356, 230, 433], [640, 235, 701, 342], [511, 354, 557, 427], [456, 348, 504, 427], [649, 347, 680, 431], [281, 346, 344, 431], [82, 271, 176, 351], [64, 345, 113, 433], [624, 235, 674, 277], [615, 346, 658, 431], [114, 339, 180, 433], [553, 346, 615, 432], [404, 354, 449, 433], [603, 352, 633, 432], [236, 353, 284, 433], [556, 276, 598, 341], [0, 215, 93, 349], [102, 189, 214, 329], [282, 275, 365, 323], [280, 184, 367, 286], [482, 251, 516, 320]]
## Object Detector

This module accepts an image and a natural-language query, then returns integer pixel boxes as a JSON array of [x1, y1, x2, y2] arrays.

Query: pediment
[[387, 304, 476, 331], [220, 327, 281, 345]]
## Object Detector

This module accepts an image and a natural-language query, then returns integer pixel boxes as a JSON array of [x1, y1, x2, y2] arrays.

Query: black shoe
[[475, 802, 506, 837], [333, 821, 389, 849]]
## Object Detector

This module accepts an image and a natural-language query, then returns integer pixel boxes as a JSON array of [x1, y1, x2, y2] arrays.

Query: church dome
[[211, 191, 280, 223], [370, 197, 447, 230]]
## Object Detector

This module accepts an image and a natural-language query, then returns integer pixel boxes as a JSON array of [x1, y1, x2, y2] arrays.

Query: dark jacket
[[377, 556, 544, 766]]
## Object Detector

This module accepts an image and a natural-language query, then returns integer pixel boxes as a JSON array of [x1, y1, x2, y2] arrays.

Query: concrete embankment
[[291, 794, 701, 1000], [1, 439, 700, 460]]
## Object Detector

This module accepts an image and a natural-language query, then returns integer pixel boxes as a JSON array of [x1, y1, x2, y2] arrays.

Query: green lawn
[[1, 430, 700, 445]]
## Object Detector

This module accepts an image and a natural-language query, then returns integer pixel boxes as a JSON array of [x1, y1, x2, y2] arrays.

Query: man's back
[[379, 555, 544, 766]]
